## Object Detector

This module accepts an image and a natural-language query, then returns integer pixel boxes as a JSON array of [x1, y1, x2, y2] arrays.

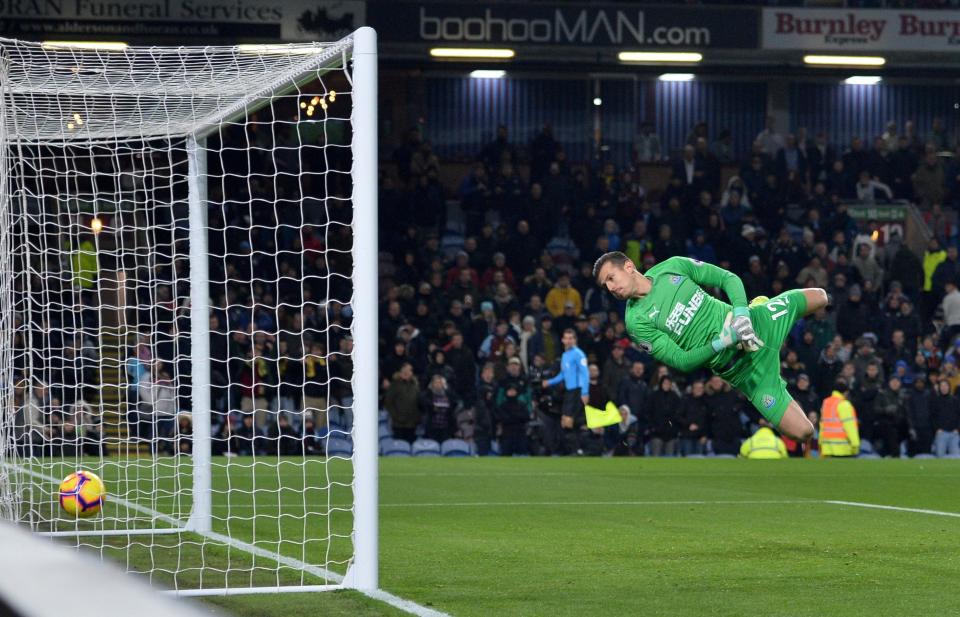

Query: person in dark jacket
[[852, 361, 883, 445], [473, 362, 497, 456], [383, 363, 420, 443], [706, 375, 743, 455], [616, 361, 649, 455], [419, 374, 462, 443], [906, 377, 934, 456], [444, 332, 478, 404], [495, 358, 532, 456], [932, 379, 960, 457], [678, 379, 709, 456], [647, 374, 680, 456], [873, 375, 906, 457]]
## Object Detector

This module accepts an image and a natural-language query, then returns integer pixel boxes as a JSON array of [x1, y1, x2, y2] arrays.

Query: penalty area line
[[823, 500, 960, 519]]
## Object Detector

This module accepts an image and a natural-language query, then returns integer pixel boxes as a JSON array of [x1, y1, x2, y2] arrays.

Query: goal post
[[0, 27, 379, 596], [343, 25, 379, 593]]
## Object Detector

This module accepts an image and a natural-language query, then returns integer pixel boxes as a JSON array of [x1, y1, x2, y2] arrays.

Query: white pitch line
[[2, 463, 452, 617], [824, 500, 960, 518], [204, 499, 813, 510]]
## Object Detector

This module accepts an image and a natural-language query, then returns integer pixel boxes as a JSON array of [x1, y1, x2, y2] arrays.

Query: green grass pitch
[[27, 457, 960, 616]]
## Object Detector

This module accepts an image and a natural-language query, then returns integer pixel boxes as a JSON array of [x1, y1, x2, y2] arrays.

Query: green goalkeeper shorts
[[717, 289, 809, 426]]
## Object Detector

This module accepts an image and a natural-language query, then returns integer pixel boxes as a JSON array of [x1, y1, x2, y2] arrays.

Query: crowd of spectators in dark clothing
[[9, 90, 960, 460], [380, 113, 960, 458]]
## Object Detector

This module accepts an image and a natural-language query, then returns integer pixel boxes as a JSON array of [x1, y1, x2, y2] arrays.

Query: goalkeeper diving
[[593, 253, 827, 441]]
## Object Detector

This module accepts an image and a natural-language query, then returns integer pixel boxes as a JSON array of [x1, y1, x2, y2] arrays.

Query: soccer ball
[[59, 470, 106, 518]]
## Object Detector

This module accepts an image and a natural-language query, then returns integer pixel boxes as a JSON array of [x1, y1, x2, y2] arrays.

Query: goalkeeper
[[593, 252, 827, 441]]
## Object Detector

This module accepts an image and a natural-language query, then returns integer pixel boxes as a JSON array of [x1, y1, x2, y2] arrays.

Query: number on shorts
[[766, 297, 789, 321]]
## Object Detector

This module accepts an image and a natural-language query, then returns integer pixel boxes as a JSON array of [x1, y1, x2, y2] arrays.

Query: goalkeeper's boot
[[748, 295, 770, 308]]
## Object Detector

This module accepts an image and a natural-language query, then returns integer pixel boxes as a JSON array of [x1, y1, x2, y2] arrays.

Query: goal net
[[0, 29, 379, 595]]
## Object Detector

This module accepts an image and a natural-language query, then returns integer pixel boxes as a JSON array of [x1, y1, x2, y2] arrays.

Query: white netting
[[0, 36, 363, 593]]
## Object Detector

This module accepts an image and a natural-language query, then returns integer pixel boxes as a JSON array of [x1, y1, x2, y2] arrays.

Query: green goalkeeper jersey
[[624, 256, 748, 373]]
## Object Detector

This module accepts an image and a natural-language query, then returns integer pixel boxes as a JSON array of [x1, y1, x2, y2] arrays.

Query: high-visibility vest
[[739, 426, 788, 459], [820, 391, 859, 456]]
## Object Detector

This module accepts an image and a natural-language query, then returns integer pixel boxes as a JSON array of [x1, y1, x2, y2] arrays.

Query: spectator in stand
[[459, 163, 492, 234], [529, 123, 559, 184], [617, 361, 648, 452], [913, 147, 946, 207], [601, 342, 630, 401], [633, 120, 662, 163], [545, 273, 582, 317], [852, 241, 884, 291], [474, 362, 497, 456], [384, 363, 420, 443], [941, 279, 960, 348], [419, 374, 461, 443], [678, 379, 709, 456], [873, 375, 906, 457], [922, 238, 947, 320], [775, 134, 807, 181], [795, 256, 829, 289], [706, 375, 742, 455], [445, 251, 480, 290], [495, 357, 531, 456], [647, 374, 680, 457], [855, 171, 893, 204], [482, 251, 517, 291], [907, 377, 934, 457], [480, 124, 516, 177], [932, 378, 960, 457], [808, 131, 837, 184], [711, 129, 734, 163], [926, 117, 949, 152], [755, 115, 784, 157], [670, 144, 705, 203]]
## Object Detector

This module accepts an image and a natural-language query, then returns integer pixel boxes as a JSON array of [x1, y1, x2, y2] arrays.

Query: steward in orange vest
[[819, 379, 860, 457]]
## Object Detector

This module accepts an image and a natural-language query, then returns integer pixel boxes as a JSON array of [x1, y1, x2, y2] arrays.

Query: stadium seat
[[685, 454, 706, 459], [412, 438, 441, 457], [325, 437, 353, 457], [489, 440, 500, 456], [942, 453, 960, 459], [857, 452, 881, 459], [913, 453, 936, 459], [378, 423, 392, 440], [713, 454, 736, 459], [441, 438, 471, 457], [859, 440, 876, 454], [380, 438, 412, 457]]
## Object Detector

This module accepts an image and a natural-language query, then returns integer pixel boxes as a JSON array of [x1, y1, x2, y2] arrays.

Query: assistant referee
[[541, 329, 590, 430]]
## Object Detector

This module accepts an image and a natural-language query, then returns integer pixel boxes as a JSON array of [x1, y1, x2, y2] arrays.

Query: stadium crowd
[[8, 95, 960, 461], [378, 114, 960, 458]]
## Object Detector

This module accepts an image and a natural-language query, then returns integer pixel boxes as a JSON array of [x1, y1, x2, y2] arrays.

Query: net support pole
[[343, 26, 378, 592], [185, 134, 212, 534]]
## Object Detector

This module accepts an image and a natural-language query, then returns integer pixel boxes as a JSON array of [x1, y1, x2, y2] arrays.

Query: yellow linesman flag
[[585, 401, 622, 429]]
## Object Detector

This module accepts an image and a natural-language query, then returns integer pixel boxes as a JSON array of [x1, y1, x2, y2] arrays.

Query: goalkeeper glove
[[732, 306, 764, 352], [710, 311, 738, 353]]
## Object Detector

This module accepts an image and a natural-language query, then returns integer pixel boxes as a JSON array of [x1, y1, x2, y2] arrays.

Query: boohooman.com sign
[[763, 7, 960, 51], [369, 2, 757, 49]]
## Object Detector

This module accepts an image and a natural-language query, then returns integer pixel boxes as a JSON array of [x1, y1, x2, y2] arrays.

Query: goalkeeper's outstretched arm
[[657, 256, 748, 309]]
